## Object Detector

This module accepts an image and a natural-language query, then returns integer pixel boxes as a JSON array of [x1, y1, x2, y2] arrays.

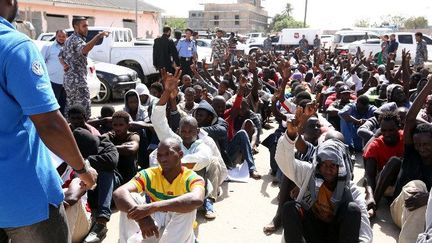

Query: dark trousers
[[0, 204, 70, 243], [282, 201, 361, 243], [51, 82, 67, 116], [87, 171, 121, 221], [179, 57, 193, 77], [227, 130, 256, 172]]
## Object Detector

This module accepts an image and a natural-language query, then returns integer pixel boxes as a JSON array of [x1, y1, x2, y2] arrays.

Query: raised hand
[[163, 67, 182, 92]]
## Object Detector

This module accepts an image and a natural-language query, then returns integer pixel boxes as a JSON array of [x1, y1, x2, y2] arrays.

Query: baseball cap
[[339, 85, 351, 94], [136, 83, 150, 96]]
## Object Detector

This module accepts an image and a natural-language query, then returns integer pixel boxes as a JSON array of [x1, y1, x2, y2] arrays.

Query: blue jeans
[[0, 204, 70, 243], [87, 171, 121, 221], [227, 130, 256, 171], [340, 119, 363, 151]]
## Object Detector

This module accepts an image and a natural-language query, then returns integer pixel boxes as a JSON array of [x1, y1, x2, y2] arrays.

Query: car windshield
[[334, 34, 341, 43]]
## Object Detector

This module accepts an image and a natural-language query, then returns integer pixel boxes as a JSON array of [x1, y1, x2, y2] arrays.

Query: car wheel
[[92, 78, 111, 103]]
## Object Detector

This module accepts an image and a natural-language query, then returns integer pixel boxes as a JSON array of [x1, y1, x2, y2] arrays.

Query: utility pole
[[135, 0, 138, 36], [303, 0, 308, 27]]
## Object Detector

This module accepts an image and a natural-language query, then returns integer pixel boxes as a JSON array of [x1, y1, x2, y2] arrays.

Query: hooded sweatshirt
[[193, 101, 230, 165], [276, 134, 373, 242], [123, 89, 149, 122]]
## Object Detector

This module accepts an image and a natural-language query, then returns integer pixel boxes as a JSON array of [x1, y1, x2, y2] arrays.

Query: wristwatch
[[74, 160, 90, 174]]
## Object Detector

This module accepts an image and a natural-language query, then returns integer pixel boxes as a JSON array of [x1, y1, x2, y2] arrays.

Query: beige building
[[17, 0, 162, 38], [188, 0, 268, 34]]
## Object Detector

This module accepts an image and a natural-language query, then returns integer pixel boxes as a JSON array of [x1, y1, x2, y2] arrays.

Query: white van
[[332, 30, 380, 50]]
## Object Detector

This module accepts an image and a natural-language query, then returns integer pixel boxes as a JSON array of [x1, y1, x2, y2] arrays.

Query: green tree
[[404, 16, 428, 29], [164, 18, 187, 31], [268, 2, 305, 32], [354, 19, 370, 28], [273, 17, 305, 32]]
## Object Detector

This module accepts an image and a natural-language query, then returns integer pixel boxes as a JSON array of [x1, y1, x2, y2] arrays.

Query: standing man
[[41, 29, 67, 115], [176, 28, 196, 77], [228, 32, 238, 64], [299, 34, 309, 54], [210, 29, 227, 70], [414, 32, 428, 71], [0, 1, 97, 242], [153, 26, 179, 74], [388, 34, 399, 59], [381, 35, 390, 64], [263, 35, 273, 53], [313, 34, 321, 49], [59, 16, 109, 118]]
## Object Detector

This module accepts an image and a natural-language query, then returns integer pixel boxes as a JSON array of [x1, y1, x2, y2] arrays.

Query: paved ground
[[91, 102, 400, 243]]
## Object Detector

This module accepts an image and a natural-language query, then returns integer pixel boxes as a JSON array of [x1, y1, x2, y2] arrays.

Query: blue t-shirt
[[0, 17, 64, 227]]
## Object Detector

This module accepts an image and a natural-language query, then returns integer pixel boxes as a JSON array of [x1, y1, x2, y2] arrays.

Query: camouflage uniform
[[415, 39, 428, 69], [59, 32, 91, 118]]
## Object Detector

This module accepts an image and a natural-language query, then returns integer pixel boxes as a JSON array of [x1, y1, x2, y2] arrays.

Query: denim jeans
[[340, 119, 363, 151], [227, 130, 256, 171], [87, 171, 121, 221], [0, 204, 70, 243]]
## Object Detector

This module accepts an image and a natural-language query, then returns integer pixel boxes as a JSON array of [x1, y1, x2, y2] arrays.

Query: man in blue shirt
[[177, 28, 197, 77], [0, 1, 97, 242], [41, 29, 67, 115]]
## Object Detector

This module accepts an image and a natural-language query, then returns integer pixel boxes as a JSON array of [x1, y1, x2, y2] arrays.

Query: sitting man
[[151, 69, 224, 218], [123, 89, 154, 168], [113, 138, 205, 243], [338, 95, 377, 154], [179, 87, 199, 116], [363, 111, 404, 218], [71, 128, 120, 243], [276, 112, 372, 243], [88, 105, 115, 135], [391, 77, 432, 243], [104, 111, 140, 183], [68, 104, 101, 135], [219, 76, 261, 179]]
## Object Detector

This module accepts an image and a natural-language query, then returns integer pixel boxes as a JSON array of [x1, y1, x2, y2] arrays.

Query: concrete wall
[[18, 2, 161, 38], [193, 3, 268, 34]]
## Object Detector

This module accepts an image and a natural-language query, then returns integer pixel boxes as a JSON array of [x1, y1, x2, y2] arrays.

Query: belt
[[180, 57, 192, 61]]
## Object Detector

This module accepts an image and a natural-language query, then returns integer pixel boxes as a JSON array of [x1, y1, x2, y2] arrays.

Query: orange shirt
[[312, 184, 335, 223]]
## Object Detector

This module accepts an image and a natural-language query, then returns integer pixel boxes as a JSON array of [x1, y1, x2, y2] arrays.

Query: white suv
[[332, 31, 380, 51]]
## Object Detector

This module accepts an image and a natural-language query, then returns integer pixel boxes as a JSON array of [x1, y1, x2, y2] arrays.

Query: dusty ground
[[91, 102, 400, 243]]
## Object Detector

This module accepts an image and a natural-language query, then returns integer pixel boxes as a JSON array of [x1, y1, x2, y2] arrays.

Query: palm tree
[[282, 3, 293, 17]]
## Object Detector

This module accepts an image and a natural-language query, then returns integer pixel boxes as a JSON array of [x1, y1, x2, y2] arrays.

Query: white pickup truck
[[64, 27, 157, 83], [347, 32, 432, 63]]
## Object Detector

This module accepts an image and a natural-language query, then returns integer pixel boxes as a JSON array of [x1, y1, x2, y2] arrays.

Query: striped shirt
[[130, 166, 205, 202]]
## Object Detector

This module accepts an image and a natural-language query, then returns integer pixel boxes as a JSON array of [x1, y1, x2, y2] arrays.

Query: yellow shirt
[[312, 184, 335, 223], [130, 166, 204, 202]]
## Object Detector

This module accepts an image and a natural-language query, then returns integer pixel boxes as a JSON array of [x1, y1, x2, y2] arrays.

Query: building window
[[214, 15, 219, 26], [235, 15, 240, 25], [191, 13, 196, 17]]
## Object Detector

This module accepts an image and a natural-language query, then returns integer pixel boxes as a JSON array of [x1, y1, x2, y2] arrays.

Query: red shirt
[[363, 130, 404, 170], [225, 94, 243, 141]]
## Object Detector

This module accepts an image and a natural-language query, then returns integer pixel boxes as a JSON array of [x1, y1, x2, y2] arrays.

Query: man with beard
[[0, 0, 97, 241], [41, 29, 67, 115], [59, 16, 109, 118]]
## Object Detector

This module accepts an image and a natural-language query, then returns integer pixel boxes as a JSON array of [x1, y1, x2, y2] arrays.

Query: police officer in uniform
[[176, 28, 197, 77], [59, 16, 109, 118]]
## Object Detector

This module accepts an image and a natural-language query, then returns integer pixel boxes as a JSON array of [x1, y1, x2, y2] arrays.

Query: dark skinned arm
[[116, 134, 140, 156], [127, 186, 205, 221], [404, 77, 432, 145], [30, 111, 97, 189], [82, 31, 109, 55], [63, 178, 87, 208]]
